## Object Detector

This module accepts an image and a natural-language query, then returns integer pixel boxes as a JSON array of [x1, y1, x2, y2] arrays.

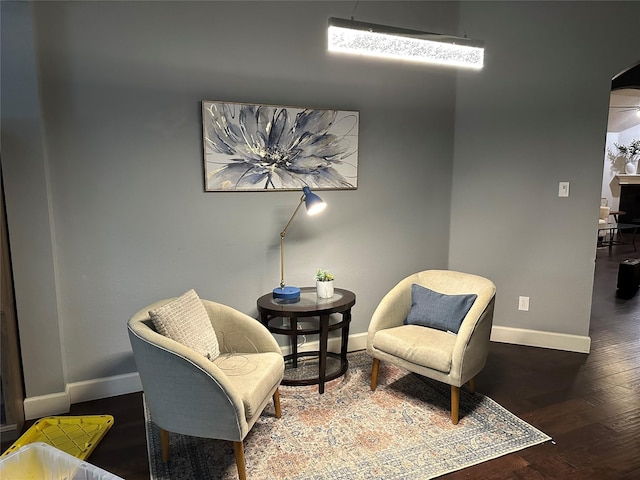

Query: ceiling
[[608, 88, 640, 133], [608, 64, 640, 133]]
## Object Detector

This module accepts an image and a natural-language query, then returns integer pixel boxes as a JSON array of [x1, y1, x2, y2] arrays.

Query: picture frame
[[202, 100, 359, 191]]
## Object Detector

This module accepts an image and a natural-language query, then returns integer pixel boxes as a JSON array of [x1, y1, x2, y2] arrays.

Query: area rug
[[145, 351, 550, 479]]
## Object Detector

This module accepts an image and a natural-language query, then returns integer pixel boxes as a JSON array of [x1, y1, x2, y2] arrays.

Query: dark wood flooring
[[3, 243, 639, 479]]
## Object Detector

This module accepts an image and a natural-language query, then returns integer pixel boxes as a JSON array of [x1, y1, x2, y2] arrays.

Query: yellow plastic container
[[0, 442, 123, 480], [1, 415, 114, 460]]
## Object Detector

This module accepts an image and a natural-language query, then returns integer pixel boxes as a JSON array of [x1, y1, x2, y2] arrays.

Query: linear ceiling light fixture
[[328, 17, 484, 70]]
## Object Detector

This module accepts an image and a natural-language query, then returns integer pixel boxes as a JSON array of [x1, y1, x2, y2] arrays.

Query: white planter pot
[[316, 280, 334, 299], [625, 161, 637, 174]]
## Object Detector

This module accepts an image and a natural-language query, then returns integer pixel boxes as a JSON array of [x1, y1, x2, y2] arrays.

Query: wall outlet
[[518, 296, 530, 311]]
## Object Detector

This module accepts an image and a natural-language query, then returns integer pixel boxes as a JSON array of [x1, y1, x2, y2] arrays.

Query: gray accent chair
[[128, 297, 285, 480], [367, 270, 496, 424]]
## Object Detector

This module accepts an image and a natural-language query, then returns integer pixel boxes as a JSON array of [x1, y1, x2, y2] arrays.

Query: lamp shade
[[303, 186, 326, 215]]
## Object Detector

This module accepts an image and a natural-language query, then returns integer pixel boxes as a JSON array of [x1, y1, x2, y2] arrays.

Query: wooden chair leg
[[451, 385, 460, 425], [233, 441, 247, 480], [370, 358, 380, 391], [273, 388, 282, 418], [467, 376, 476, 394], [159, 428, 170, 462]]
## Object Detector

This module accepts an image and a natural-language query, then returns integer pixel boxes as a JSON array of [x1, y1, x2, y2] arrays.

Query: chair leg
[[273, 388, 282, 418], [451, 385, 460, 425], [159, 428, 170, 462], [370, 358, 380, 391], [233, 441, 247, 480], [467, 376, 476, 394]]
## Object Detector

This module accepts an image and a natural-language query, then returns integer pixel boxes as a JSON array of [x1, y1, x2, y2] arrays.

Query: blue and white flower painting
[[202, 101, 359, 191]]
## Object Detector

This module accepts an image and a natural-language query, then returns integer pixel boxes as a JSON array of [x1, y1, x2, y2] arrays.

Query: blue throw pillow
[[404, 284, 477, 334]]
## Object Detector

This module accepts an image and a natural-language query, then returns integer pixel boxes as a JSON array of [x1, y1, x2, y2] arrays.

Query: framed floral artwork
[[202, 101, 359, 191]]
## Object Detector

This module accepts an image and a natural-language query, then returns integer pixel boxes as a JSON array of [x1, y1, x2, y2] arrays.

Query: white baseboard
[[23, 391, 70, 420], [490, 326, 591, 353], [279, 331, 368, 356], [23, 328, 587, 419], [68, 372, 142, 405], [23, 373, 142, 420]]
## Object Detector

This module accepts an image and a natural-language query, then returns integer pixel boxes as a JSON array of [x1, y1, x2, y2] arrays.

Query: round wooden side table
[[257, 287, 356, 394]]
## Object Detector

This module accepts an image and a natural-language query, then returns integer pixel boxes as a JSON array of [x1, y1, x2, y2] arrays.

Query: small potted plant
[[614, 139, 640, 174], [315, 268, 334, 299]]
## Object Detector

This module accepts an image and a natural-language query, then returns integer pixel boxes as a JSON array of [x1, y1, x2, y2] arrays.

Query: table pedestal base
[[257, 287, 356, 394], [283, 352, 348, 390]]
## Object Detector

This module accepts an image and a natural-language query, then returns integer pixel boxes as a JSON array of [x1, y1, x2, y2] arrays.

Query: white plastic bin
[[0, 442, 123, 480]]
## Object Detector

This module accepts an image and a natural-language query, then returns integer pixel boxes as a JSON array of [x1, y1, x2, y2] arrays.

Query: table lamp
[[273, 186, 326, 300]]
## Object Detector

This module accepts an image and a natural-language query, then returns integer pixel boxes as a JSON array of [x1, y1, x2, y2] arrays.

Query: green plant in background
[[614, 139, 640, 161], [316, 268, 334, 282]]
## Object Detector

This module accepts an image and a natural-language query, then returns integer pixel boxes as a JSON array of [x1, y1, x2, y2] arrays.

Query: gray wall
[[2, 1, 458, 399], [451, 1, 640, 337], [1, 2, 66, 397], [2, 0, 639, 404]]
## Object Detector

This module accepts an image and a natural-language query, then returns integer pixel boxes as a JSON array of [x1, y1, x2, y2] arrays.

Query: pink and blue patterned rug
[[146, 351, 550, 479]]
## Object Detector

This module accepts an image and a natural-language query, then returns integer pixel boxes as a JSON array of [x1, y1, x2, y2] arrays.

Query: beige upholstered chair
[[599, 206, 611, 227], [128, 296, 284, 480], [598, 206, 612, 243], [367, 270, 496, 424]]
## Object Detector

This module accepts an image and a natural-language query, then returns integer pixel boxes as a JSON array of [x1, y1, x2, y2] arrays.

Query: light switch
[[559, 182, 570, 197]]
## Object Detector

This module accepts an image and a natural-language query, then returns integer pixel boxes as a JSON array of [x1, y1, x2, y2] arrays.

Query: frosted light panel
[[328, 25, 484, 69]]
